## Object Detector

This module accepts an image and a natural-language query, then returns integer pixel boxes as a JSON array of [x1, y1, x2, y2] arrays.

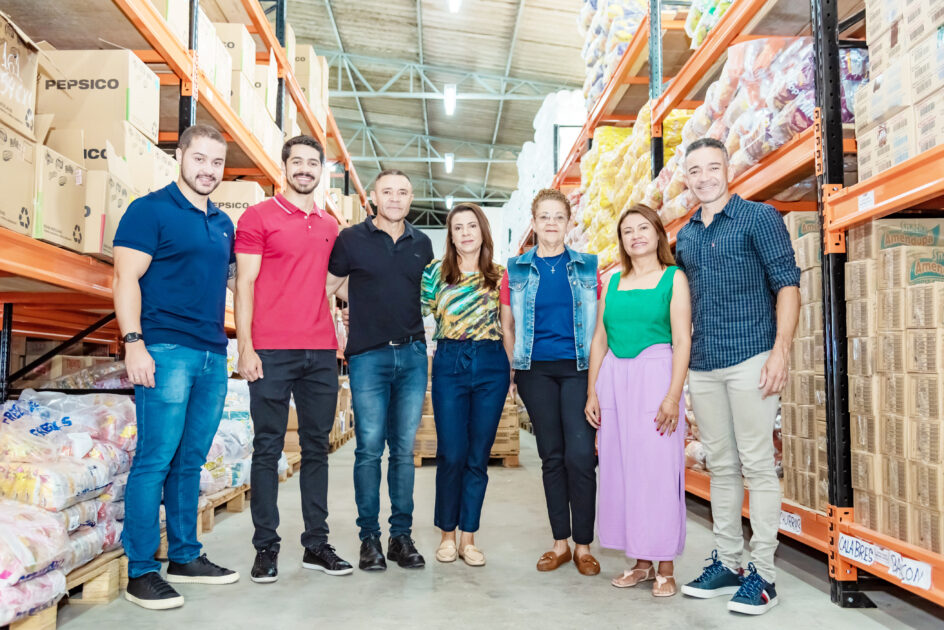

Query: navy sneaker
[[681, 550, 743, 598], [727, 563, 778, 615]]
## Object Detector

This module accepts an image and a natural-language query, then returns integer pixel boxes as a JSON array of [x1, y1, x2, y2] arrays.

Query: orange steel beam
[[7, 325, 117, 345], [112, 0, 194, 80], [0, 293, 111, 307], [161, 131, 235, 143], [0, 230, 113, 298], [651, 0, 770, 124], [16, 308, 116, 328]]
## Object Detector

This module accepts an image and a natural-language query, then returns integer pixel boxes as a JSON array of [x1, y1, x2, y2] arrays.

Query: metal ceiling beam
[[483, 0, 527, 196], [338, 122, 520, 160], [358, 173, 515, 200], [351, 156, 516, 164], [416, 1, 434, 199], [413, 196, 511, 203]]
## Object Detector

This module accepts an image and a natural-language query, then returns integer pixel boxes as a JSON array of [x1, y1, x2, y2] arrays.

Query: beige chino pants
[[688, 351, 781, 583]]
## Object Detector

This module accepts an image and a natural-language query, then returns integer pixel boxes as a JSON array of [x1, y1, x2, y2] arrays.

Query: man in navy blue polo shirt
[[114, 124, 239, 610], [675, 138, 800, 615]]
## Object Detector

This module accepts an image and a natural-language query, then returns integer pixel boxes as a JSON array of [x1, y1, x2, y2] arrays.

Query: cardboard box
[[866, 0, 904, 42], [877, 289, 905, 331], [781, 402, 797, 435], [295, 46, 329, 109], [0, 11, 42, 140], [230, 70, 256, 130], [881, 497, 910, 540], [909, 504, 944, 554], [850, 450, 880, 492], [0, 120, 37, 236], [284, 23, 296, 73], [903, 0, 944, 47], [911, 462, 944, 510], [848, 218, 944, 262], [906, 373, 943, 418], [855, 122, 877, 181], [882, 456, 911, 501], [79, 121, 154, 196], [876, 331, 904, 372], [152, 147, 178, 192], [33, 143, 86, 251], [211, 180, 266, 225], [287, 402, 298, 431], [910, 419, 944, 464], [879, 414, 908, 458], [799, 302, 824, 337], [195, 8, 217, 82], [39, 50, 161, 143], [783, 211, 819, 241], [800, 268, 822, 305], [83, 142, 134, 259], [848, 336, 875, 376], [283, 429, 300, 452], [880, 246, 944, 289], [868, 19, 906, 77], [854, 56, 913, 132], [794, 232, 821, 270], [911, 32, 944, 106], [846, 298, 876, 337], [854, 490, 880, 530], [914, 89, 944, 159], [861, 107, 918, 178], [795, 404, 818, 440], [214, 23, 256, 73], [254, 52, 278, 121], [845, 260, 877, 300], [906, 328, 944, 373], [849, 375, 879, 414], [214, 37, 233, 102], [880, 373, 906, 416], [792, 337, 811, 373], [150, 0, 189, 45], [812, 331, 825, 372]]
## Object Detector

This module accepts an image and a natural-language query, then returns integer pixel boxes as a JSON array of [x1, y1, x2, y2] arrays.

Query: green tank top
[[603, 266, 677, 359]]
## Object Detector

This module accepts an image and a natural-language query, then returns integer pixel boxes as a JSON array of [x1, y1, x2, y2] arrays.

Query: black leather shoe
[[303, 542, 353, 576], [250, 544, 279, 584], [359, 536, 387, 571], [387, 535, 425, 569]]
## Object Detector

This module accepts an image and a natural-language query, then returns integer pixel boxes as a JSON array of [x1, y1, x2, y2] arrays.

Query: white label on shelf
[[780, 510, 803, 536], [886, 550, 932, 591], [858, 190, 875, 212], [838, 533, 874, 565]]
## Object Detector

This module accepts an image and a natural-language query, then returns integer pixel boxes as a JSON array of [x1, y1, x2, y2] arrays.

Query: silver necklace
[[538, 253, 566, 274]]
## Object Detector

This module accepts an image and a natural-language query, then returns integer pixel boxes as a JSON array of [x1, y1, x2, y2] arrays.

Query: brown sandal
[[611, 566, 656, 588], [536, 548, 572, 572], [652, 574, 677, 597]]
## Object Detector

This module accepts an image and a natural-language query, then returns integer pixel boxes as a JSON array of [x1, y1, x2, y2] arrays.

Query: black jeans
[[249, 349, 338, 550], [515, 360, 597, 545]]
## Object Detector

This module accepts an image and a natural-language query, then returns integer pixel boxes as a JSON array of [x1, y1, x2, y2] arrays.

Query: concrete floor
[[59, 433, 943, 629]]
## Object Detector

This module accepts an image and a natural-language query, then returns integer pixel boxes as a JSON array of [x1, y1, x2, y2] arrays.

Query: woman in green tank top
[[585, 204, 692, 597]]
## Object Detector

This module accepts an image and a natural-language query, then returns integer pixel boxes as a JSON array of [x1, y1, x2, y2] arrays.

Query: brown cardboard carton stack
[[413, 390, 520, 463], [780, 212, 827, 512], [845, 217, 944, 551]]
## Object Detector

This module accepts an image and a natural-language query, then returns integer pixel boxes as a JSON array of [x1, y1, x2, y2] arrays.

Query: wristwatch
[[123, 332, 144, 344]]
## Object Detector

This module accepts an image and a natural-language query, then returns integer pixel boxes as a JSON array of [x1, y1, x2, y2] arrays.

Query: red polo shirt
[[234, 193, 338, 350]]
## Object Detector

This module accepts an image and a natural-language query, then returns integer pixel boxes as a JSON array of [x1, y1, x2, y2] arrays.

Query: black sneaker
[[166, 554, 240, 585], [358, 536, 387, 571], [250, 544, 279, 584], [303, 542, 354, 576], [387, 535, 425, 569], [124, 572, 184, 610]]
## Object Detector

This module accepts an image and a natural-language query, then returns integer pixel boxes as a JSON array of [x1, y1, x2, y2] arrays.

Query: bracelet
[[663, 395, 679, 404]]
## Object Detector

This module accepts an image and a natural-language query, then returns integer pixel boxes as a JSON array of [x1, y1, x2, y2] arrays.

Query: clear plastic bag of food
[[101, 501, 124, 522], [228, 458, 252, 488], [98, 472, 128, 504], [0, 459, 110, 512], [0, 569, 66, 626], [64, 524, 107, 573], [765, 39, 815, 111], [52, 499, 103, 533], [19, 391, 137, 452], [773, 177, 818, 202], [0, 500, 70, 587], [706, 119, 729, 143], [770, 90, 816, 146], [728, 148, 759, 181], [739, 108, 780, 161]]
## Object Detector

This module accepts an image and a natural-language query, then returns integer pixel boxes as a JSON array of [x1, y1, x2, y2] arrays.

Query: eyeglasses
[[535, 215, 568, 225]]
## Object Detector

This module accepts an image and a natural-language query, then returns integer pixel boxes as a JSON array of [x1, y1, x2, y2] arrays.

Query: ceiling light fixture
[[444, 153, 455, 173], [444, 83, 457, 116], [445, 195, 455, 209], [449, 0, 462, 13]]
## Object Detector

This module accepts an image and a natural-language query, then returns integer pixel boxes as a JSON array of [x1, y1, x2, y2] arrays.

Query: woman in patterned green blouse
[[421, 203, 510, 567]]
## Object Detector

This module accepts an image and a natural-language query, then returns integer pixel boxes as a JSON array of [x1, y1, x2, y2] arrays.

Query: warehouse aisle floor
[[60, 434, 942, 629]]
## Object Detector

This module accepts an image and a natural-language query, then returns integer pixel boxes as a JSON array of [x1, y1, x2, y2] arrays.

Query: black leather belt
[[388, 334, 425, 346]]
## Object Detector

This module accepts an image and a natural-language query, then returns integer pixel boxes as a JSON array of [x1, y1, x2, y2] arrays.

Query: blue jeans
[[432, 340, 510, 532], [348, 341, 428, 540], [124, 344, 227, 578]]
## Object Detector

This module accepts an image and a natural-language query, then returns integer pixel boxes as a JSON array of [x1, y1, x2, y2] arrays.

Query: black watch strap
[[123, 332, 144, 344]]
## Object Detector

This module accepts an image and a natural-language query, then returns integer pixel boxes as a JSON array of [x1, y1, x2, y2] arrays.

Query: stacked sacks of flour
[[578, 0, 647, 111], [652, 37, 868, 224], [0, 391, 136, 619]]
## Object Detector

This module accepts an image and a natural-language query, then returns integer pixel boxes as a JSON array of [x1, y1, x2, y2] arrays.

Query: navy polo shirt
[[113, 182, 235, 354]]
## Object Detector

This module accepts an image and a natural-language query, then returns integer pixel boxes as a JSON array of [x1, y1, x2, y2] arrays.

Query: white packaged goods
[[0, 500, 69, 586], [910, 33, 944, 106], [854, 56, 912, 132], [865, 0, 904, 43], [906, 281, 944, 328], [847, 218, 944, 261], [867, 19, 906, 77], [915, 88, 944, 154], [845, 260, 877, 300], [783, 211, 819, 241], [53, 499, 103, 533], [0, 570, 66, 626], [879, 246, 944, 289]]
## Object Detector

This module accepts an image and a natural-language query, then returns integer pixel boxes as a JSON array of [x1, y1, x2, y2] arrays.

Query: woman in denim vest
[[500, 189, 601, 576]]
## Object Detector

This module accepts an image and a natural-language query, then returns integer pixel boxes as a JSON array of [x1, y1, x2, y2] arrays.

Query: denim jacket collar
[[517, 245, 585, 266]]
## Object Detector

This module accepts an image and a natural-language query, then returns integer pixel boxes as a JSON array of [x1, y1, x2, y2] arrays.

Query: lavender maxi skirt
[[595, 344, 686, 561]]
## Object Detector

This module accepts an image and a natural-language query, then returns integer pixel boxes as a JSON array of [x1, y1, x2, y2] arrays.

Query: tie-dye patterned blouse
[[421, 259, 504, 341]]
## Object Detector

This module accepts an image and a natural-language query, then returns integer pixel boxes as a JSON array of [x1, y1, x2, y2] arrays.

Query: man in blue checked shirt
[[675, 138, 800, 616]]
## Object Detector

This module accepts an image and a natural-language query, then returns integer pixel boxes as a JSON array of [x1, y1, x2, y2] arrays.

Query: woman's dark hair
[[441, 203, 500, 290]]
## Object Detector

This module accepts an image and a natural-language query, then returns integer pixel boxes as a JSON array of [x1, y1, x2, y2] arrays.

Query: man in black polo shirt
[[328, 169, 434, 571]]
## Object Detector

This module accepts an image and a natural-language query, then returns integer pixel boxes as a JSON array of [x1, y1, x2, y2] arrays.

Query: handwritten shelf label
[[780, 510, 803, 536]]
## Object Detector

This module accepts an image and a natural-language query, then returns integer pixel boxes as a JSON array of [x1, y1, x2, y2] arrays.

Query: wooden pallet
[[280, 452, 302, 482], [413, 453, 520, 468], [10, 549, 126, 630], [329, 428, 354, 453], [155, 484, 250, 559]]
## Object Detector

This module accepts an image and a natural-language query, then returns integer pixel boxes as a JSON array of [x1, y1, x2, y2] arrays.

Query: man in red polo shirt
[[234, 136, 352, 583]]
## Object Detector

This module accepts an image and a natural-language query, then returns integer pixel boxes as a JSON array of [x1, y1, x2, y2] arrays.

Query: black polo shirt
[[328, 215, 434, 357]]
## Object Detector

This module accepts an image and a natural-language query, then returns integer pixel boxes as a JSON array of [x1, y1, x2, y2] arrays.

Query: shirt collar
[[519, 245, 578, 265], [168, 181, 221, 216], [273, 193, 323, 218], [691, 193, 741, 224], [365, 214, 415, 238]]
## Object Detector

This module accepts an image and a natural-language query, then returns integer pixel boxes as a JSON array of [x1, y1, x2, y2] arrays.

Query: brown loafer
[[536, 548, 572, 572], [574, 552, 601, 576]]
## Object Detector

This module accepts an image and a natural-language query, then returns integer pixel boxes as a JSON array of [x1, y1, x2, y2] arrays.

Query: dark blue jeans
[[124, 344, 227, 578], [348, 341, 428, 540], [432, 340, 510, 533]]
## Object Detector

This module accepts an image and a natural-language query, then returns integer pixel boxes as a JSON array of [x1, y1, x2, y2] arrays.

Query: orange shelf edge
[[0, 230, 113, 298], [112, 0, 193, 81]]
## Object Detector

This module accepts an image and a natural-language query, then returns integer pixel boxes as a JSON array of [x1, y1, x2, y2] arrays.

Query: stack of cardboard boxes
[[846, 219, 944, 554], [328, 188, 367, 225], [854, 0, 944, 181], [283, 375, 354, 454], [780, 212, 828, 513]]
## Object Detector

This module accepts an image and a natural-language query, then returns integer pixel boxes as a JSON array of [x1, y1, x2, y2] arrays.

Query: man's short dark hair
[[179, 124, 226, 153], [282, 135, 324, 164], [685, 137, 729, 160], [373, 169, 412, 189]]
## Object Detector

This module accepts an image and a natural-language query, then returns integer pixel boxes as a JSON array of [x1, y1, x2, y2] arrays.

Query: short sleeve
[[328, 231, 351, 276], [234, 207, 265, 255], [113, 197, 160, 255], [421, 261, 440, 317], [500, 270, 511, 306]]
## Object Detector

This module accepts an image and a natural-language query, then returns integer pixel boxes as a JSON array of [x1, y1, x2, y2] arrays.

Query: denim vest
[[506, 246, 598, 371]]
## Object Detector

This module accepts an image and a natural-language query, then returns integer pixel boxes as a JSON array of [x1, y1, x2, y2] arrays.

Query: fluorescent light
[[449, 0, 462, 12], [444, 153, 455, 173], [444, 83, 457, 116], [445, 195, 454, 209]]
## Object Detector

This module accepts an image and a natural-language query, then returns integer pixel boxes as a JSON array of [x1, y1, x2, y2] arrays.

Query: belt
[[388, 333, 425, 346]]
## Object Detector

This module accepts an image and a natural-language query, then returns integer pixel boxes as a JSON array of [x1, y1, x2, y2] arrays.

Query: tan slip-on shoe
[[436, 540, 458, 563], [459, 545, 486, 567]]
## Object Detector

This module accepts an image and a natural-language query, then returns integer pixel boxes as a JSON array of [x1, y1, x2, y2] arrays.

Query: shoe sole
[[680, 584, 741, 599], [387, 553, 426, 569], [728, 597, 778, 615], [302, 562, 354, 576], [124, 591, 184, 610], [165, 572, 240, 585], [359, 563, 387, 571], [436, 554, 458, 563], [249, 575, 278, 584]]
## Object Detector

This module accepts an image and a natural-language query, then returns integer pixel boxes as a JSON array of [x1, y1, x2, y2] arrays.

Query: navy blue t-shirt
[[531, 252, 577, 361], [113, 182, 235, 354]]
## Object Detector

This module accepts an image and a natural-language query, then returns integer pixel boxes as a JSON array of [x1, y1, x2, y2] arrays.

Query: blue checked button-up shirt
[[675, 194, 800, 371]]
